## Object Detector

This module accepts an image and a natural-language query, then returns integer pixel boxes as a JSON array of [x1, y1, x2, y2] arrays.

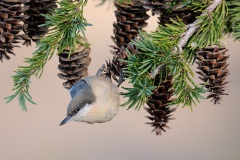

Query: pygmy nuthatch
[[60, 74, 119, 125]]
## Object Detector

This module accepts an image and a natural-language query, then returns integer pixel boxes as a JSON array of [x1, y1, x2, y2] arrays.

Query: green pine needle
[[120, 78, 156, 110], [224, 0, 240, 41]]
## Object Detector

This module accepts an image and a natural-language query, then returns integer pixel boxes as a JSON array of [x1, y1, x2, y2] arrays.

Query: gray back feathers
[[70, 79, 88, 98]]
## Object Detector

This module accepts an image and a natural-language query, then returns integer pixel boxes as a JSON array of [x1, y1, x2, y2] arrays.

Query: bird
[[60, 68, 120, 126]]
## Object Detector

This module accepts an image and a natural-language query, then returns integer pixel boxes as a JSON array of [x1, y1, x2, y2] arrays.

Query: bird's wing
[[69, 79, 88, 98]]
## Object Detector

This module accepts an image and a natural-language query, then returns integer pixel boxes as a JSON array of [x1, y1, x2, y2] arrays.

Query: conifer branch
[[121, 0, 227, 110], [5, 0, 91, 111], [175, 0, 224, 54]]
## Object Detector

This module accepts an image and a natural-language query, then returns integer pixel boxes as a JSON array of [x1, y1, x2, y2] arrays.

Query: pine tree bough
[[175, 0, 223, 54], [119, 33, 178, 135], [5, 0, 90, 110]]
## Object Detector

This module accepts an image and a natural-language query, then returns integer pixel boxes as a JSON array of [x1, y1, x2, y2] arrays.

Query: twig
[[150, 64, 165, 79], [174, 0, 223, 54]]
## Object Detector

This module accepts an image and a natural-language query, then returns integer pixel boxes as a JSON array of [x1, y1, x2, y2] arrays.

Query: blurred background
[[0, 1, 240, 160]]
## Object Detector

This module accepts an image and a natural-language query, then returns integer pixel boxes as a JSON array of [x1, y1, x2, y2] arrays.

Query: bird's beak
[[60, 116, 72, 126]]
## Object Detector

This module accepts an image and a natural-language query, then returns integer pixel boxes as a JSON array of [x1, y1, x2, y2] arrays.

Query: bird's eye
[[75, 107, 80, 112]]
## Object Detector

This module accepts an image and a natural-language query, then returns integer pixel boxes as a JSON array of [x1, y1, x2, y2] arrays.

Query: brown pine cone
[[145, 74, 176, 135], [57, 38, 91, 89], [196, 46, 229, 104], [23, 0, 57, 42], [0, 0, 30, 61], [112, 0, 149, 49]]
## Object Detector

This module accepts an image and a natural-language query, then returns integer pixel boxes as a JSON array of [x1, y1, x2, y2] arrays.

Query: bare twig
[[150, 64, 165, 79]]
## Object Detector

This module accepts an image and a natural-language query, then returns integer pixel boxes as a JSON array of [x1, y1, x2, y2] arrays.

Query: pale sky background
[[0, 1, 240, 160]]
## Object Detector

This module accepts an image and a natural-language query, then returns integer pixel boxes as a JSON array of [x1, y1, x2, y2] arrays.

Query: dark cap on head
[[60, 79, 96, 126]]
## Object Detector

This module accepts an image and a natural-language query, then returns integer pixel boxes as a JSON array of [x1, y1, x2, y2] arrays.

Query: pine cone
[[0, 0, 30, 61], [145, 74, 176, 135], [196, 46, 229, 104], [141, 0, 199, 25], [105, 43, 138, 84], [141, 0, 168, 15], [112, 0, 149, 48], [57, 38, 91, 89], [23, 0, 57, 42], [159, 6, 199, 25], [107, 0, 149, 83]]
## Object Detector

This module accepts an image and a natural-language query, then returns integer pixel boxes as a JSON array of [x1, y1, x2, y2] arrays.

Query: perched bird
[[60, 73, 120, 125]]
